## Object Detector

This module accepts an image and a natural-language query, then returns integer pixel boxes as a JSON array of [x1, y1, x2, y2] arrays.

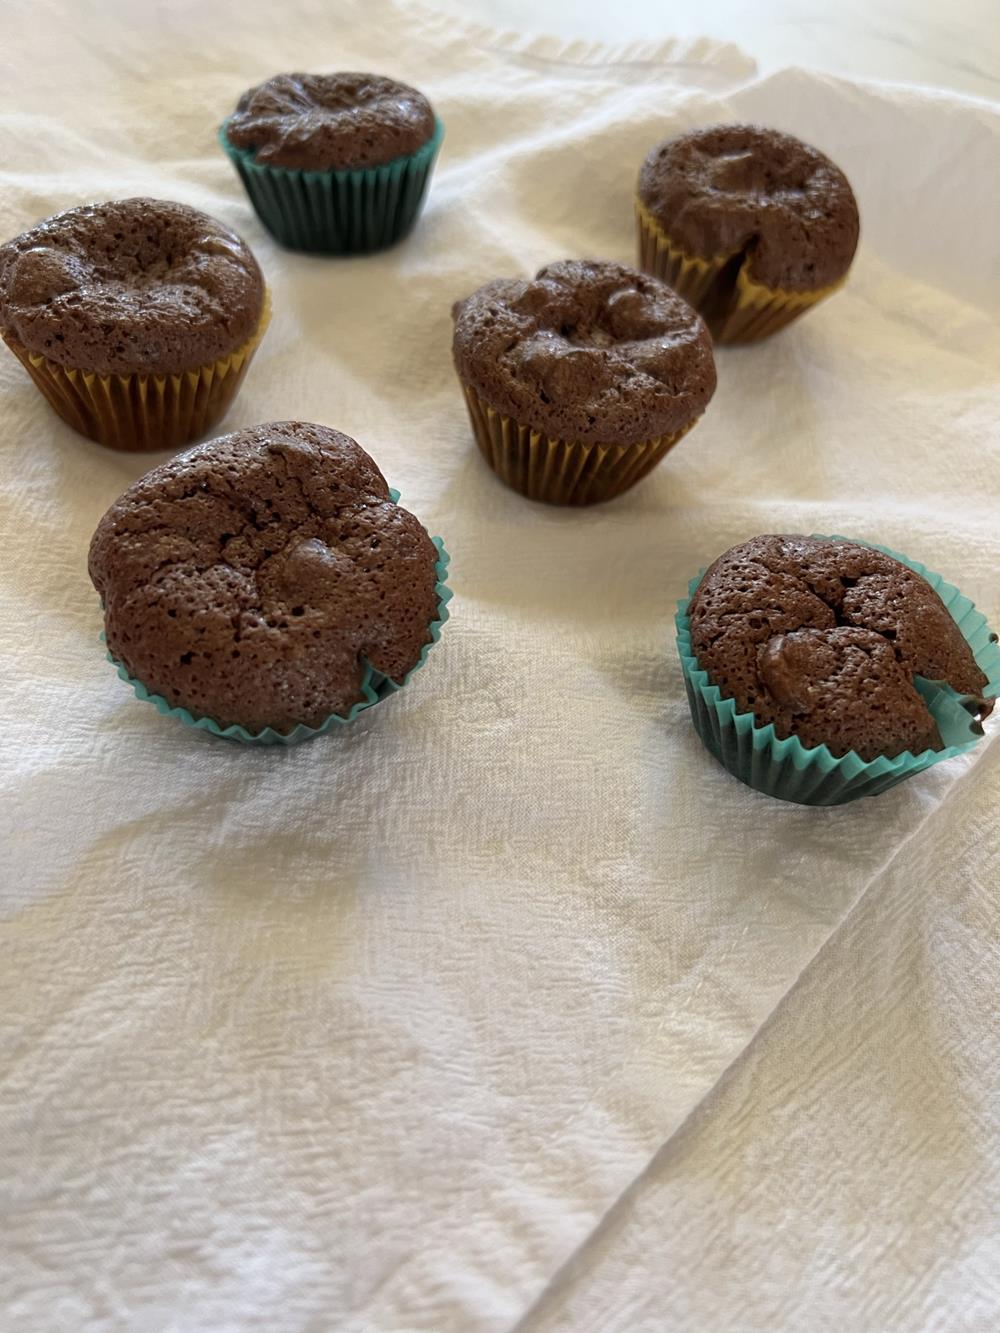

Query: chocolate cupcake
[[677, 535, 999, 804], [89, 422, 451, 742], [220, 72, 443, 254], [0, 198, 268, 451], [637, 125, 859, 343], [452, 260, 716, 506]]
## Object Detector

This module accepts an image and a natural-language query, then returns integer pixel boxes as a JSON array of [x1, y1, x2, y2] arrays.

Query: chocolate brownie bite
[[636, 125, 859, 342], [89, 422, 443, 736], [452, 259, 716, 504], [688, 535, 991, 760], [0, 198, 267, 449], [226, 72, 436, 170], [220, 72, 443, 254]]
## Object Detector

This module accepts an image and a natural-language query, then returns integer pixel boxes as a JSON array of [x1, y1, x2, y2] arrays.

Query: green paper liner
[[676, 537, 1000, 805], [104, 519, 451, 745], [219, 119, 444, 254]]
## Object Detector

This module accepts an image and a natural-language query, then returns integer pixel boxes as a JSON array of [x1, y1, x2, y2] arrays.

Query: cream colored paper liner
[[3, 291, 271, 451], [462, 382, 697, 506], [635, 198, 842, 344]]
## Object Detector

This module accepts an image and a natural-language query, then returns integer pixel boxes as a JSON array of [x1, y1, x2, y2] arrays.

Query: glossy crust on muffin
[[639, 125, 859, 292], [688, 535, 990, 760], [0, 198, 264, 375], [452, 259, 716, 447], [89, 422, 440, 733], [225, 72, 436, 170]]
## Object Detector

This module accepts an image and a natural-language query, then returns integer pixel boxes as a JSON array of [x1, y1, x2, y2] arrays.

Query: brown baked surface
[[89, 422, 440, 734], [225, 72, 436, 170], [638, 125, 859, 292], [688, 535, 990, 760], [452, 259, 716, 448], [0, 198, 264, 376]]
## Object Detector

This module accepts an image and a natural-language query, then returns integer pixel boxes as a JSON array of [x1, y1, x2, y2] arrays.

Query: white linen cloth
[[524, 740, 1000, 1333], [1, 2, 997, 1330]]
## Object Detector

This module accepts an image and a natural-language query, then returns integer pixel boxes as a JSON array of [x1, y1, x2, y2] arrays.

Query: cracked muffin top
[[89, 422, 441, 734], [451, 260, 716, 447], [638, 125, 859, 291], [225, 72, 437, 170], [687, 535, 991, 761], [0, 198, 264, 375]]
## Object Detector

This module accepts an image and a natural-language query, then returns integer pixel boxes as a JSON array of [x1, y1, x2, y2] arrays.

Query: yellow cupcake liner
[[461, 381, 696, 506], [2, 290, 271, 451], [635, 197, 842, 344]]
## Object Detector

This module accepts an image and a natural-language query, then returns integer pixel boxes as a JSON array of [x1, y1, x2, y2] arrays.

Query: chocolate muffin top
[[0, 198, 264, 376], [89, 422, 441, 734], [688, 535, 991, 761], [452, 260, 716, 448], [639, 125, 859, 291], [225, 72, 436, 170]]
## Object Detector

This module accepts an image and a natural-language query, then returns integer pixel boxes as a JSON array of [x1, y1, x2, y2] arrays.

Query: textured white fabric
[[523, 742, 1000, 1333], [1, 3, 997, 1331]]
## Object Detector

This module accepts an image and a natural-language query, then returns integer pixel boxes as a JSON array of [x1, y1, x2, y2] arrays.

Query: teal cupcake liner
[[676, 537, 1000, 805], [104, 515, 451, 745], [219, 118, 444, 254]]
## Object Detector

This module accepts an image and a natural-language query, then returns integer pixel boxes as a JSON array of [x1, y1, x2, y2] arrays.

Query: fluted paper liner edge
[[103, 528, 452, 745], [676, 537, 1000, 805]]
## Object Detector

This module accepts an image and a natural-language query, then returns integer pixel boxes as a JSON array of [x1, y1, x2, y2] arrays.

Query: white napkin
[[523, 741, 1000, 1333], [1, 3, 997, 1330]]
